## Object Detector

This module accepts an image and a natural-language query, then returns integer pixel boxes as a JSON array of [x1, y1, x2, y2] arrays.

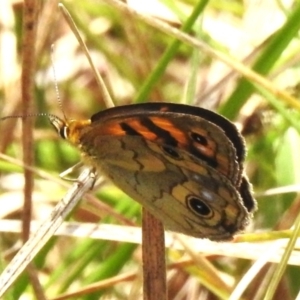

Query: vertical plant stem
[[22, 0, 37, 242], [142, 208, 167, 300], [22, 1, 46, 299]]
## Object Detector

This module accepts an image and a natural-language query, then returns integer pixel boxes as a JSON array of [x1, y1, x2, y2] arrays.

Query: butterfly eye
[[49, 115, 69, 139], [190, 132, 208, 146], [60, 126, 69, 139], [186, 195, 212, 217], [161, 145, 181, 159]]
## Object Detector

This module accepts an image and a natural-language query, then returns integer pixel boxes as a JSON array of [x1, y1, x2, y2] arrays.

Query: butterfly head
[[48, 115, 91, 145]]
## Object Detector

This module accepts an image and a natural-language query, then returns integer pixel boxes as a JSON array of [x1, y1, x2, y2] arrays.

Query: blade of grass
[[182, 19, 203, 105], [219, 2, 300, 119], [263, 211, 300, 300], [59, 3, 114, 109], [134, 0, 209, 103]]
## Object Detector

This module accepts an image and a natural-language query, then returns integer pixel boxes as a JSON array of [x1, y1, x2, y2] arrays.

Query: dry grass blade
[[58, 3, 114, 109], [0, 169, 95, 297]]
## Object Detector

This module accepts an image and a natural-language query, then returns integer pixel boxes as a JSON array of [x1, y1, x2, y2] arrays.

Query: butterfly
[[50, 102, 256, 241]]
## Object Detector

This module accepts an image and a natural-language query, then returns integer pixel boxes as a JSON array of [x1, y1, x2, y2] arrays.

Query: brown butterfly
[[50, 102, 256, 240]]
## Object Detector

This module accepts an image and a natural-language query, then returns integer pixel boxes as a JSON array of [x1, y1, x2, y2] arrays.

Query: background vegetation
[[1, 0, 300, 299]]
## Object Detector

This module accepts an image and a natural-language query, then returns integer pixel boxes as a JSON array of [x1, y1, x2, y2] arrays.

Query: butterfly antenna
[[50, 44, 68, 122], [0, 113, 61, 122]]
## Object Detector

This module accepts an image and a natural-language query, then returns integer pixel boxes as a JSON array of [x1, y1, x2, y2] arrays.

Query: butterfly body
[[51, 103, 256, 240]]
